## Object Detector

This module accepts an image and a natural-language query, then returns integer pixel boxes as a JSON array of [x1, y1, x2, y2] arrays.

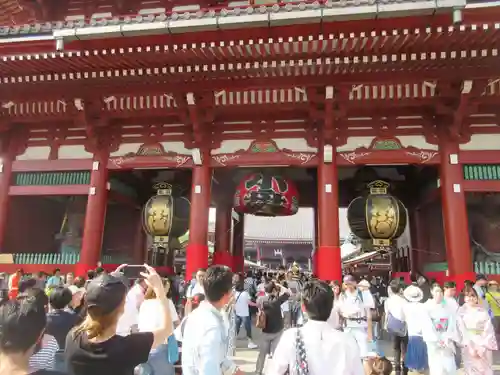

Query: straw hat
[[403, 284, 424, 303]]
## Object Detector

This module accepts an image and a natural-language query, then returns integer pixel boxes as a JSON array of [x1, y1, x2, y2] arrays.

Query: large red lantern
[[234, 172, 299, 216]]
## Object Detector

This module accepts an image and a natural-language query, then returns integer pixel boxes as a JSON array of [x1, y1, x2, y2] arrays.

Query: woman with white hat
[[403, 284, 429, 374]]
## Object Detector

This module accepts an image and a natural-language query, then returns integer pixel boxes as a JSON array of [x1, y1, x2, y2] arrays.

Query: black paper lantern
[[347, 180, 407, 250]]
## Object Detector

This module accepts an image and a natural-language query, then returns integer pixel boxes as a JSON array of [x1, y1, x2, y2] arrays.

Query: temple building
[[0, 0, 500, 283]]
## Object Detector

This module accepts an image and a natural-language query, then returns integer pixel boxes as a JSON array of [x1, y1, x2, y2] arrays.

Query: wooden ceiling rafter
[[2, 57, 500, 101]]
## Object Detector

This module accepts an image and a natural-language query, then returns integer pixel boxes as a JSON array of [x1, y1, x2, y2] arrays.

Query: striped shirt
[[29, 334, 59, 371]]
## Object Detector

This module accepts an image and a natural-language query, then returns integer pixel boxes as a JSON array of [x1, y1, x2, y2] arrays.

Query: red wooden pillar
[[232, 213, 245, 274], [185, 162, 211, 279], [316, 143, 341, 282], [0, 146, 15, 252], [212, 202, 233, 268], [76, 149, 109, 276], [439, 139, 473, 280]]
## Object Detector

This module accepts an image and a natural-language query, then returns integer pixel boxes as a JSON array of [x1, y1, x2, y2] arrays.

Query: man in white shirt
[[384, 280, 408, 375], [268, 280, 364, 375], [337, 275, 374, 359], [233, 285, 258, 349], [185, 268, 206, 315], [187, 269, 206, 297], [182, 265, 245, 375]]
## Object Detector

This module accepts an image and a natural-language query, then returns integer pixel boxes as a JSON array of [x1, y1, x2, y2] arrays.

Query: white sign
[[274, 249, 283, 257]]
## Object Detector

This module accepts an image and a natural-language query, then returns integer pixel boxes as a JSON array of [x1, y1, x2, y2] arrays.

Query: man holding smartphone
[[115, 265, 148, 336]]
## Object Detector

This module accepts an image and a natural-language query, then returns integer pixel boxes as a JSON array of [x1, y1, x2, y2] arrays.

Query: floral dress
[[222, 300, 237, 357], [457, 304, 498, 375], [422, 300, 459, 375]]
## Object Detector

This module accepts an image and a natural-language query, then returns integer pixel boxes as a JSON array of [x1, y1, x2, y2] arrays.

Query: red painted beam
[[459, 150, 500, 164], [12, 159, 92, 172], [8, 185, 89, 195], [462, 180, 500, 192]]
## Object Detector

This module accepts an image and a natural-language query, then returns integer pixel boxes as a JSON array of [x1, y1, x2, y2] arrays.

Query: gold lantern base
[[372, 238, 392, 252], [154, 236, 169, 244]]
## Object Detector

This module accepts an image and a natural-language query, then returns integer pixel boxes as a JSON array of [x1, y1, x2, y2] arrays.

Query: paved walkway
[[232, 328, 500, 374]]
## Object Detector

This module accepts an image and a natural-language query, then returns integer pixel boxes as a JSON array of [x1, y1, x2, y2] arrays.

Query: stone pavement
[[232, 327, 500, 374]]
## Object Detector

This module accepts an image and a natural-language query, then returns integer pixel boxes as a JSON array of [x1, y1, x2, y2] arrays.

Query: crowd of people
[[0, 264, 498, 375]]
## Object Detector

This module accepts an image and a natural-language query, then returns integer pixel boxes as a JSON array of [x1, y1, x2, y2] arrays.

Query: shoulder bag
[[255, 297, 266, 329], [285, 328, 310, 375]]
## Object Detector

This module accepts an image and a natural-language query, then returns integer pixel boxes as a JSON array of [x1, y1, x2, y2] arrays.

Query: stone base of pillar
[[186, 243, 209, 280], [212, 251, 233, 269], [232, 255, 244, 274], [316, 245, 342, 282]]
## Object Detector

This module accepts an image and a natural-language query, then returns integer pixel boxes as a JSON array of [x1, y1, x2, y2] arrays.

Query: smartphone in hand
[[123, 265, 146, 279]]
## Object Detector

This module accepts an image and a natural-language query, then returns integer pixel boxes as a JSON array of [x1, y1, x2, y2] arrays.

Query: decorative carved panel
[[108, 142, 193, 170], [337, 136, 439, 166], [211, 139, 318, 167]]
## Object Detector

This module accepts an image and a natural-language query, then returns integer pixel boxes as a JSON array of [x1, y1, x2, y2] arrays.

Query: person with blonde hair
[[65, 265, 172, 375], [137, 278, 180, 375]]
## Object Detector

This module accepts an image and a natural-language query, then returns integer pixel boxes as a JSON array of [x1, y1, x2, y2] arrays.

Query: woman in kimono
[[457, 285, 498, 375], [422, 284, 459, 375]]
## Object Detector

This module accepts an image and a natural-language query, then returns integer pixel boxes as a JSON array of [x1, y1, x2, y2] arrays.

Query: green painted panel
[[13, 171, 91, 186], [463, 165, 500, 181], [423, 262, 448, 272]]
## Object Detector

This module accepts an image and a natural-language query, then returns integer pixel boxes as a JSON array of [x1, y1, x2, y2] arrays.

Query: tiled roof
[[0, 0, 443, 36]]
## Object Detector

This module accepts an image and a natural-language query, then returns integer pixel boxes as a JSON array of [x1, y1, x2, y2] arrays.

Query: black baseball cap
[[86, 274, 127, 314]]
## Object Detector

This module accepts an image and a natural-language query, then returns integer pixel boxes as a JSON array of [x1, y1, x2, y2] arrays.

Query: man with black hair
[[17, 288, 60, 372], [46, 287, 81, 349], [269, 280, 363, 375], [0, 295, 65, 375], [95, 267, 106, 276], [46, 269, 63, 289], [384, 279, 408, 375], [182, 265, 244, 375]]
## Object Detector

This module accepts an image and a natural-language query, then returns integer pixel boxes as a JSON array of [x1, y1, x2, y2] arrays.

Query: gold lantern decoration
[[142, 183, 190, 264], [347, 180, 407, 251]]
